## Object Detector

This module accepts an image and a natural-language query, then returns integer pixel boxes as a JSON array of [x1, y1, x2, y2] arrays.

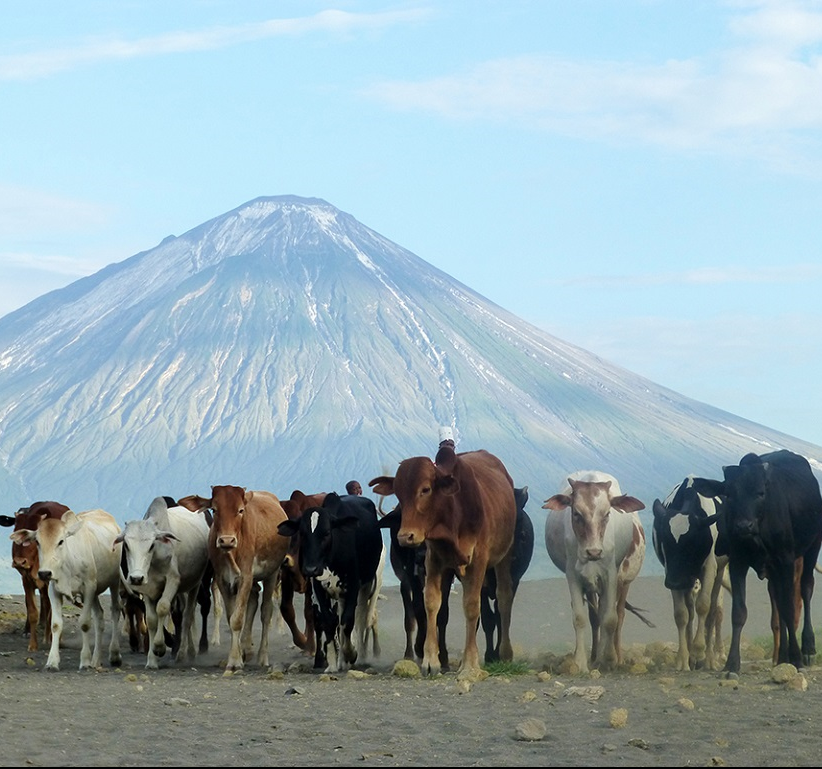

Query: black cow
[[652, 476, 727, 671], [377, 504, 454, 669], [277, 492, 384, 672], [692, 450, 822, 674], [480, 486, 535, 662]]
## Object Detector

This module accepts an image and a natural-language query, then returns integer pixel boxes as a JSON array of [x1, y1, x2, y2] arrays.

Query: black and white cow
[[692, 450, 822, 674], [652, 476, 728, 671], [277, 492, 384, 672]]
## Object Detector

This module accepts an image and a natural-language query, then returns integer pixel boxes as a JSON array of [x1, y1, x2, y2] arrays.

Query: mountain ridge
[[0, 194, 819, 592]]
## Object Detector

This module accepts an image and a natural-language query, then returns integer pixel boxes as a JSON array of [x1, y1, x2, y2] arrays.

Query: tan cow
[[544, 470, 646, 673], [369, 446, 517, 678], [177, 485, 291, 671]]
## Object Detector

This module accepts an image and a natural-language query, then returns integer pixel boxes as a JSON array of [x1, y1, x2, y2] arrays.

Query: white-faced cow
[[544, 470, 645, 673], [369, 446, 517, 678], [690, 450, 822, 674], [115, 496, 210, 669], [652, 476, 728, 671], [277, 492, 384, 673], [10, 508, 123, 671], [177, 486, 291, 671], [0, 500, 69, 651]]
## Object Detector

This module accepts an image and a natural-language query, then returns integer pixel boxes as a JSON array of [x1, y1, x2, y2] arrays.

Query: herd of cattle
[[1, 444, 821, 679]]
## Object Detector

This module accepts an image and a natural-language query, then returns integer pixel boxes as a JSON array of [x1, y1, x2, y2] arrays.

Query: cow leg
[[197, 574, 211, 654], [566, 574, 591, 674], [491, 557, 515, 664], [457, 563, 487, 677], [704, 560, 727, 670], [725, 560, 750, 674], [256, 574, 278, 668], [22, 578, 39, 652], [693, 576, 715, 670], [40, 586, 52, 649], [437, 571, 452, 671], [239, 582, 259, 664], [421, 553, 446, 676], [107, 584, 122, 668], [337, 586, 360, 671], [595, 576, 620, 671], [45, 583, 64, 671], [671, 589, 692, 671], [144, 598, 162, 669], [480, 572, 498, 663], [771, 558, 803, 667], [799, 544, 819, 665], [399, 580, 416, 660], [177, 585, 200, 664], [218, 577, 248, 671], [278, 574, 309, 652], [767, 578, 782, 665], [613, 580, 630, 666], [210, 579, 222, 648]]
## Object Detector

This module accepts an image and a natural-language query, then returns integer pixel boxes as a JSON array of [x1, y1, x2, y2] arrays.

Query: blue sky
[[2, 0, 821, 448]]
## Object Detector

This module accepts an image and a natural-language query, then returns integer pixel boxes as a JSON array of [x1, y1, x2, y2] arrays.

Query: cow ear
[[543, 494, 570, 510], [435, 445, 457, 474], [156, 530, 180, 544], [652, 499, 668, 519], [0, 515, 15, 527], [177, 495, 211, 513], [690, 478, 725, 499], [324, 492, 342, 514], [612, 495, 645, 513], [10, 529, 35, 544], [278, 520, 300, 538], [369, 477, 395, 497], [436, 476, 460, 496]]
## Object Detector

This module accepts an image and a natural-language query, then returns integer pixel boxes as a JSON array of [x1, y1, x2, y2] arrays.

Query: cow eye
[[572, 511, 583, 523], [421, 486, 432, 497]]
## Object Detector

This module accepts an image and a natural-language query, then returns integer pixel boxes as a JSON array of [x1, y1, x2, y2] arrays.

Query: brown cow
[[369, 446, 517, 678], [177, 486, 291, 671], [1, 501, 69, 651]]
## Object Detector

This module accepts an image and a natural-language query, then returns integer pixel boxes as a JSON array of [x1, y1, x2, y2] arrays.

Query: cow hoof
[[110, 654, 122, 667], [153, 643, 167, 658]]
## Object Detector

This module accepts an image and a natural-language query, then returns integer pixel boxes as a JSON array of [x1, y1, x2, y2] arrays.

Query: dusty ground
[[0, 576, 819, 767]]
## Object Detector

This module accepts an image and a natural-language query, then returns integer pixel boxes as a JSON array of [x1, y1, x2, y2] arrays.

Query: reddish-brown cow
[[1, 501, 69, 651], [177, 486, 291, 671], [369, 446, 517, 677]]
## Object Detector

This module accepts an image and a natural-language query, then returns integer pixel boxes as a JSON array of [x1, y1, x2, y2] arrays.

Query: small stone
[[392, 659, 420, 678], [677, 697, 695, 711], [514, 718, 547, 741], [771, 663, 798, 683], [609, 708, 628, 728]]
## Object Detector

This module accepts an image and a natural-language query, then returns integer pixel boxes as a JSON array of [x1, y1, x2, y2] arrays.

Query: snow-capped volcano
[[0, 195, 819, 590]]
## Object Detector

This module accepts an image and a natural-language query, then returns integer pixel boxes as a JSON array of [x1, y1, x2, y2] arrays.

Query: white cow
[[115, 496, 211, 669], [10, 508, 123, 671], [544, 470, 646, 673]]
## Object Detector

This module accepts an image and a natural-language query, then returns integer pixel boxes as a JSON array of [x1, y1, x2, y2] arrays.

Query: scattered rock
[[677, 697, 695, 711], [163, 697, 191, 707], [514, 718, 547, 741], [609, 708, 628, 728], [771, 663, 798, 684], [391, 660, 420, 678]]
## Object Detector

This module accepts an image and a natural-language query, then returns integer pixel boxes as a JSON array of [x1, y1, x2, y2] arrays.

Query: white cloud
[[0, 9, 431, 81], [363, 1, 822, 165]]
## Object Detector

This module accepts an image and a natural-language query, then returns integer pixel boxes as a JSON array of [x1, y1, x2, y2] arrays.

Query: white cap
[[438, 426, 454, 443]]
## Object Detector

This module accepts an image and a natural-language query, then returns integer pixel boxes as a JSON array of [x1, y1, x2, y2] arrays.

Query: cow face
[[544, 477, 644, 564], [115, 520, 178, 588], [13, 512, 81, 592], [652, 498, 715, 591], [209, 485, 248, 552], [720, 459, 769, 543], [370, 454, 459, 549]]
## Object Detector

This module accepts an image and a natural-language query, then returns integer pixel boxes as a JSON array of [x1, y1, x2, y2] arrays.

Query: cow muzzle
[[584, 548, 603, 561], [397, 530, 424, 548], [216, 535, 238, 551], [128, 574, 145, 587], [38, 570, 52, 582]]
